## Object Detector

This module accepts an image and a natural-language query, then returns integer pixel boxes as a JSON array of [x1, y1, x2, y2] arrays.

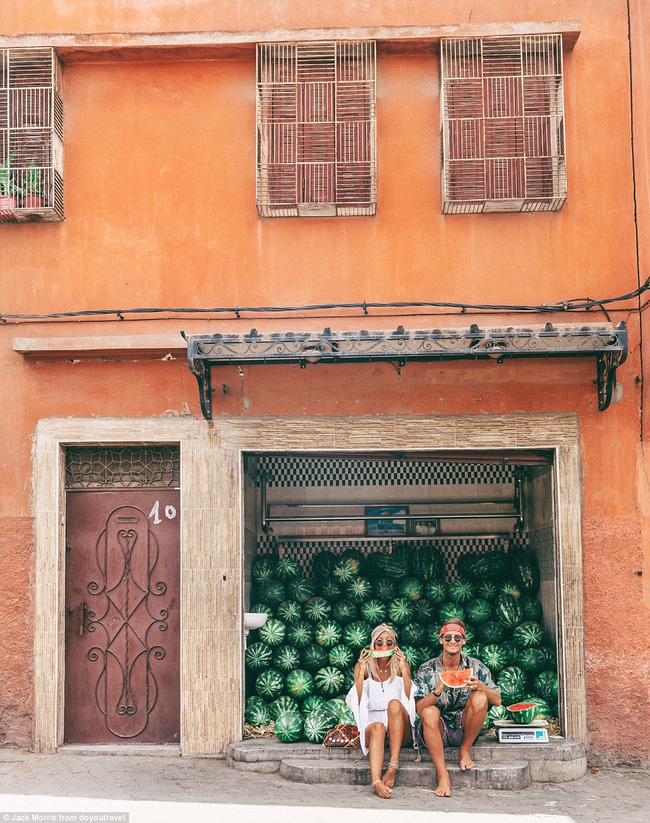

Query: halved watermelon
[[369, 648, 395, 658], [507, 701, 539, 725], [439, 668, 472, 688]]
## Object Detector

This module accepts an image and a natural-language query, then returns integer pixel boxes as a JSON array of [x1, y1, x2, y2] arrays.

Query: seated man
[[414, 619, 501, 797]]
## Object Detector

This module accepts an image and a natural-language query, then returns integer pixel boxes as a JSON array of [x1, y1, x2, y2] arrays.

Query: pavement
[[0, 749, 648, 823]]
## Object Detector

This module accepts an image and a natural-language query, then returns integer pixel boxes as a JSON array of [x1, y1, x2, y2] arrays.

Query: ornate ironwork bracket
[[184, 322, 628, 420]]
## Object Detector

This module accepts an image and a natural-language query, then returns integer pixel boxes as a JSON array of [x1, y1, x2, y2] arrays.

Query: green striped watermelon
[[481, 643, 509, 673], [311, 550, 337, 581], [326, 698, 355, 724], [329, 643, 354, 670], [410, 545, 445, 582], [346, 577, 373, 604], [533, 670, 559, 702], [499, 640, 519, 665], [274, 557, 302, 583], [398, 577, 425, 602], [314, 620, 343, 649], [258, 617, 287, 647], [515, 647, 547, 674], [314, 666, 345, 697], [457, 550, 509, 581], [424, 581, 448, 604], [286, 620, 314, 648], [268, 695, 300, 721], [287, 578, 318, 604], [303, 597, 332, 623], [285, 669, 315, 700], [248, 602, 273, 617], [497, 666, 527, 705], [388, 597, 415, 625], [474, 580, 499, 601], [498, 580, 523, 600], [463, 643, 483, 660], [508, 546, 540, 595], [245, 641, 273, 671], [488, 703, 509, 724], [245, 695, 270, 725], [304, 708, 335, 743], [332, 556, 363, 584], [520, 595, 543, 622], [448, 579, 475, 605], [255, 668, 284, 700], [400, 645, 422, 671], [413, 599, 436, 623], [342, 621, 372, 650], [301, 694, 327, 716], [366, 552, 409, 580], [401, 622, 426, 646], [319, 579, 343, 601], [507, 701, 539, 725], [301, 643, 329, 673], [513, 621, 545, 649], [331, 600, 358, 625], [372, 578, 396, 603], [477, 620, 506, 644], [272, 644, 301, 673], [252, 555, 278, 584], [255, 580, 286, 608], [275, 710, 304, 743], [522, 695, 553, 720], [465, 597, 492, 625], [494, 593, 524, 629], [360, 599, 386, 625], [438, 602, 465, 623], [276, 600, 303, 625]]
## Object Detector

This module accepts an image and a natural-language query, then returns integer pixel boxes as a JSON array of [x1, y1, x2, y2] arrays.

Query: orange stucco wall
[[1, 0, 649, 762]]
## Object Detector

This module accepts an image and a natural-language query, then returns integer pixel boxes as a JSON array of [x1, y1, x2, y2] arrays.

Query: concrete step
[[279, 757, 531, 790], [226, 736, 587, 783]]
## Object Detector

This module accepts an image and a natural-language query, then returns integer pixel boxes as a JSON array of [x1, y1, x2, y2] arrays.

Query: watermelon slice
[[507, 701, 539, 724], [438, 668, 472, 688], [368, 648, 395, 658]]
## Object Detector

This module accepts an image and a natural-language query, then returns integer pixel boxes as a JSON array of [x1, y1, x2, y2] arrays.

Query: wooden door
[[64, 491, 180, 744]]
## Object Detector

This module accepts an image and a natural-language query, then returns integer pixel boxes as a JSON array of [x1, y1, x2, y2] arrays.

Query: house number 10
[[148, 500, 177, 524]]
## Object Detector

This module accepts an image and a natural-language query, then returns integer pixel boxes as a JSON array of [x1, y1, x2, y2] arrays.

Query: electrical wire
[[1, 277, 648, 325]]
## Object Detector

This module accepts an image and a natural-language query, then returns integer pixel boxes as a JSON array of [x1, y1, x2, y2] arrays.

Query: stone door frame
[[33, 414, 585, 753]]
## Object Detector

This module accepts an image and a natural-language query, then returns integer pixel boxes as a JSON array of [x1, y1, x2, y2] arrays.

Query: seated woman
[[345, 623, 416, 798]]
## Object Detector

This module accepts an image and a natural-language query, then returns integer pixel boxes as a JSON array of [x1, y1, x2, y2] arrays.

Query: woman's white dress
[[346, 673, 416, 755]]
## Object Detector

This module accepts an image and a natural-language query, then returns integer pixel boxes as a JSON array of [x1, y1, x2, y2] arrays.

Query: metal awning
[[184, 322, 628, 419]]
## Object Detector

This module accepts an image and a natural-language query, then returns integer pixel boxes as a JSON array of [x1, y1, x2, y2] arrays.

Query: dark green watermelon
[[398, 577, 425, 602], [401, 622, 426, 646], [481, 643, 509, 672], [509, 546, 540, 595], [346, 577, 373, 604], [248, 602, 273, 617], [326, 698, 355, 724], [465, 597, 492, 625], [286, 620, 314, 648], [476, 620, 506, 644], [497, 666, 527, 704], [360, 599, 386, 625], [276, 600, 303, 625], [329, 643, 354, 670], [494, 593, 524, 629], [342, 668, 356, 692], [301, 694, 327, 716], [275, 710, 304, 743], [314, 666, 345, 697], [372, 578, 397, 603], [304, 708, 335, 743], [366, 552, 409, 580], [314, 619, 343, 649], [274, 557, 302, 583], [410, 545, 445, 582], [400, 645, 422, 671], [499, 640, 519, 665], [255, 668, 284, 700], [522, 695, 553, 720], [268, 695, 300, 720], [424, 581, 448, 604], [256, 579, 286, 608], [538, 646, 557, 669], [513, 621, 545, 649], [245, 641, 273, 671], [332, 556, 363, 584], [463, 643, 483, 660], [515, 647, 547, 674], [463, 622, 476, 645], [387, 597, 415, 626], [533, 670, 558, 702], [438, 601, 465, 623], [301, 643, 329, 673], [331, 600, 358, 625], [285, 669, 315, 700], [488, 703, 509, 724], [342, 621, 372, 650], [457, 550, 509, 581], [474, 580, 499, 601], [311, 550, 337, 581], [252, 554, 278, 584], [413, 599, 436, 623], [520, 595, 544, 622], [258, 617, 287, 647], [448, 578, 476, 605], [287, 578, 318, 604], [303, 597, 332, 624], [318, 579, 343, 602], [245, 695, 270, 725], [498, 580, 523, 600], [272, 644, 301, 673]]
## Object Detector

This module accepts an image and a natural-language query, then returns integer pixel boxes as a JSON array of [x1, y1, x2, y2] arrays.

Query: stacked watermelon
[[246, 544, 559, 742]]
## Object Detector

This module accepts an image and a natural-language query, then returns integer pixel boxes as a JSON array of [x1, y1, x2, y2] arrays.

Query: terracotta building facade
[[1, 1, 649, 766]]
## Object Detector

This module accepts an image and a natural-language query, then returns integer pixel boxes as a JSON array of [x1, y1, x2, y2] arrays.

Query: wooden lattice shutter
[[440, 35, 566, 214], [257, 41, 376, 217], [0, 47, 63, 223]]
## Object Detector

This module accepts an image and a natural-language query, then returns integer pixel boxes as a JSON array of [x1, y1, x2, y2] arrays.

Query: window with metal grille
[[440, 35, 566, 214], [0, 47, 64, 224], [256, 41, 376, 218]]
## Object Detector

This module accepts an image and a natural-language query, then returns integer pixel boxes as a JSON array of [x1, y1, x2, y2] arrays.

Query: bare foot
[[382, 764, 398, 788], [372, 779, 392, 798], [459, 749, 475, 770], [434, 772, 451, 797]]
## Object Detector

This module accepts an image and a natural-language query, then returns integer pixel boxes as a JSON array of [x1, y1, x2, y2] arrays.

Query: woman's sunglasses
[[441, 633, 464, 643], [374, 639, 395, 647]]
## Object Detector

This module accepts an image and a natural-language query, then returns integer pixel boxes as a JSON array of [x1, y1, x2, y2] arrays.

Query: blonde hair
[[368, 623, 399, 682]]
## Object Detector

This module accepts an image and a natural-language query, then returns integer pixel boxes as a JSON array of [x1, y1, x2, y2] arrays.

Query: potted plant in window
[[0, 152, 19, 211], [22, 161, 44, 209]]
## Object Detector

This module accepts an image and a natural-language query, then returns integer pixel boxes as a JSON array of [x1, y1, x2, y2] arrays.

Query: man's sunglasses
[[441, 633, 464, 643]]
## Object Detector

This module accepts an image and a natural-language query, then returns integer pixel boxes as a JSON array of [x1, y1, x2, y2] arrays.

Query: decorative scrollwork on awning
[[183, 322, 628, 420]]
